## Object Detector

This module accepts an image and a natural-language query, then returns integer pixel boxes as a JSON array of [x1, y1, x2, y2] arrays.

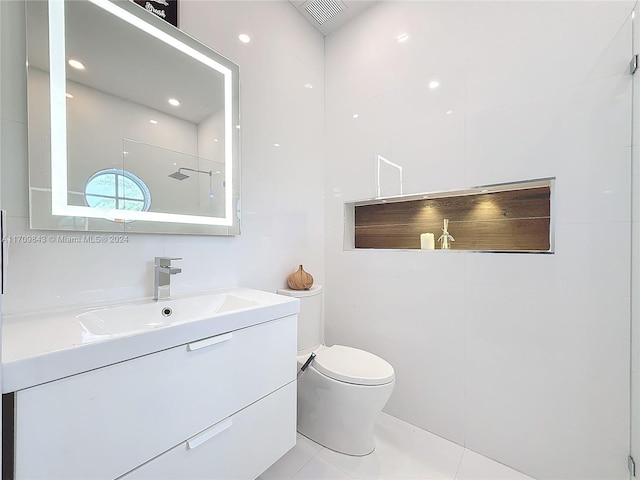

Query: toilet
[[277, 285, 395, 456]]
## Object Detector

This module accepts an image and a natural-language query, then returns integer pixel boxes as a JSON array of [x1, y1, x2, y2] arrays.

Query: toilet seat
[[312, 345, 395, 386]]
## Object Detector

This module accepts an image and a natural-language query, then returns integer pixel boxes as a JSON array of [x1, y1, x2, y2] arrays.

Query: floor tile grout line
[[317, 445, 359, 479], [308, 447, 358, 480], [453, 447, 466, 479], [274, 414, 535, 480], [286, 450, 319, 480]]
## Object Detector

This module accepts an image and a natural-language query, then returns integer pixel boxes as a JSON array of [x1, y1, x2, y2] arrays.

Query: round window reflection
[[85, 169, 151, 222]]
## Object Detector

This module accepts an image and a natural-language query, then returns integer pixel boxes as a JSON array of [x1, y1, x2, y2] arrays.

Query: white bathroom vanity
[[1, 288, 299, 480]]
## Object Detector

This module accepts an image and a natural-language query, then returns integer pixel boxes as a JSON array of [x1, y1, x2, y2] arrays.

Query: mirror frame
[[31, 0, 240, 234]]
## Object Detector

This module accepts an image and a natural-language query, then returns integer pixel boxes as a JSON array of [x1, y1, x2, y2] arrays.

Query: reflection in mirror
[[26, 0, 240, 235], [123, 140, 226, 218], [84, 168, 151, 217]]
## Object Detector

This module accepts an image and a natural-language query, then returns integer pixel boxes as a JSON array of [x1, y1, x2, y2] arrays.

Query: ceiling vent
[[289, 0, 376, 36], [304, 0, 347, 25]]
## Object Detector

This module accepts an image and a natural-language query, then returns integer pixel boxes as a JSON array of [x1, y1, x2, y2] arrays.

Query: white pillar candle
[[420, 233, 435, 250]]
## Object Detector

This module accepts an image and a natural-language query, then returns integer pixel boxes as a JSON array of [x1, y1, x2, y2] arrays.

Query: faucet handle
[[155, 256, 182, 267]]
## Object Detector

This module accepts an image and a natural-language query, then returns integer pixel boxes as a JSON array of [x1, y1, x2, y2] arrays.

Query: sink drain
[[161, 307, 173, 317]]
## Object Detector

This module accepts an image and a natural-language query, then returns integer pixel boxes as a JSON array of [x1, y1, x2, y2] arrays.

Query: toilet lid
[[313, 345, 395, 386]]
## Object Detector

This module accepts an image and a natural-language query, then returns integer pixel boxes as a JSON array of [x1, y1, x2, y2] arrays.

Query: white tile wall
[[0, 0, 325, 314], [465, 76, 632, 225], [324, 2, 633, 479]]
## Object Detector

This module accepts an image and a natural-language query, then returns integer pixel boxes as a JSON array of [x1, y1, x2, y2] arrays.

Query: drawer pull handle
[[187, 333, 233, 351], [187, 418, 233, 450]]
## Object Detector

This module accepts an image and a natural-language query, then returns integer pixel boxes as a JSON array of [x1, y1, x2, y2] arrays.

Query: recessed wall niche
[[346, 179, 554, 253]]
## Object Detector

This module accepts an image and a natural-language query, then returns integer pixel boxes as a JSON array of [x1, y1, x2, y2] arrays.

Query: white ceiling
[[26, 0, 374, 124], [27, 1, 225, 125], [289, 0, 378, 36]]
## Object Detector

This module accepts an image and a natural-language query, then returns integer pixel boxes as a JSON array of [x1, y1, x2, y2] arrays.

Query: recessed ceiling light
[[274, 143, 281, 147], [168, 98, 180, 106], [149, 119, 158, 124], [235, 124, 241, 129], [353, 113, 359, 119], [397, 33, 409, 42], [446, 110, 453, 115], [238, 33, 251, 43], [213, 138, 219, 142], [68, 59, 85, 70], [65, 93, 73, 99], [305, 83, 314, 89], [428, 80, 440, 89]]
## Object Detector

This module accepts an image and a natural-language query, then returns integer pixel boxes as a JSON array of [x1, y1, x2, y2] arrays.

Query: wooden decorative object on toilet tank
[[287, 265, 314, 290]]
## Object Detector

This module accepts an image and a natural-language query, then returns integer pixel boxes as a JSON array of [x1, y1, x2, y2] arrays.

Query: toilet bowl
[[278, 286, 395, 456]]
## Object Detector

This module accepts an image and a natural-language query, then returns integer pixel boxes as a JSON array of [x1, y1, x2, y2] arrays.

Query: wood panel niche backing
[[353, 184, 552, 252]]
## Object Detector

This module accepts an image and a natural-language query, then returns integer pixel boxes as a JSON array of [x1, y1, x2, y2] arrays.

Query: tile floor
[[258, 413, 535, 480]]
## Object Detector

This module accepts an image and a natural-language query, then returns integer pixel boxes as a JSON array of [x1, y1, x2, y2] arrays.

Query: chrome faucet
[[154, 257, 182, 301]]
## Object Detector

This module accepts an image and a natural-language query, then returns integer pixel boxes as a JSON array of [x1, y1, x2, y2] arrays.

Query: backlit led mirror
[[26, 0, 240, 235]]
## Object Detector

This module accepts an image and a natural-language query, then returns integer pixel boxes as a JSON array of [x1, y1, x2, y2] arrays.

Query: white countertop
[[2, 287, 299, 393]]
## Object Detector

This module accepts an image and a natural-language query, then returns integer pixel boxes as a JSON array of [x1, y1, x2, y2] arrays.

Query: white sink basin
[[76, 293, 259, 335], [3, 287, 300, 393]]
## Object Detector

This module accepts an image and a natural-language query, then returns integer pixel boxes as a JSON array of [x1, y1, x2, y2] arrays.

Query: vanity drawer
[[12, 315, 296, 480], [121, 381, 296, 480]]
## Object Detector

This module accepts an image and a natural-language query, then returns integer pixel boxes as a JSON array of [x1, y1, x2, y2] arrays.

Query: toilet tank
[[277, 285, 323, 353]]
